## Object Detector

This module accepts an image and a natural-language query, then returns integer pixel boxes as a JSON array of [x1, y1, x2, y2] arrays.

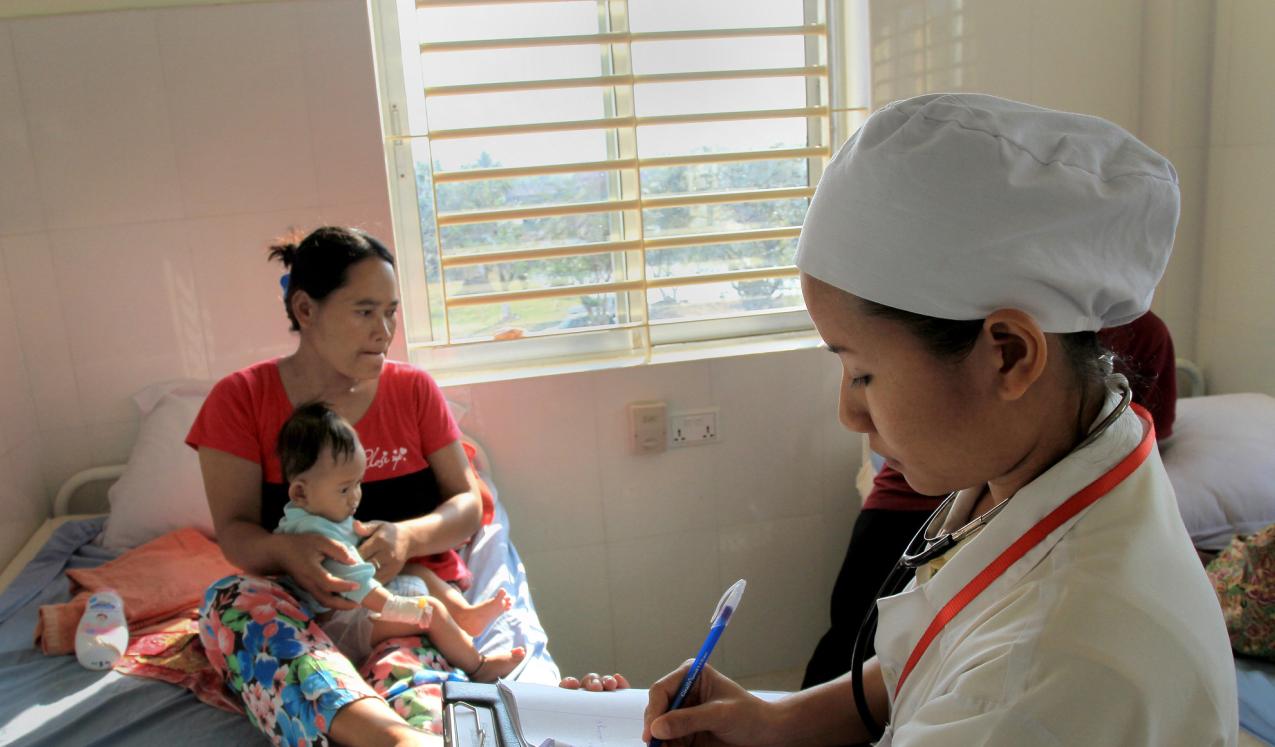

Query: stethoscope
[[849, 366, 1133, 739]]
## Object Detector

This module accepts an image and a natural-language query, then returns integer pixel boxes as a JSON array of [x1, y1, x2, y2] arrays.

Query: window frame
[[370, 0, 870, 382]]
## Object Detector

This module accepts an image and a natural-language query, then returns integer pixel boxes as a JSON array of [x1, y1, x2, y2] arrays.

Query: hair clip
[[280, 273, 290, 293]]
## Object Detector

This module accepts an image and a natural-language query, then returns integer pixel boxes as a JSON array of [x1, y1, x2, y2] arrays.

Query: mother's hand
[[274, 533, 361, 610], [560, 672, 631, 692], [354, 520, 412, 584]]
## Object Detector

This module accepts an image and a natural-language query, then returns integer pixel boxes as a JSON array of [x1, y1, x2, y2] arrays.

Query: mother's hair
[[268, 226, 396, 331]]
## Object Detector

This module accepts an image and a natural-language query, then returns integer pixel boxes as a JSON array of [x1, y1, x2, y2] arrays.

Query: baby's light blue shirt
[[274, 502, 379, 612]]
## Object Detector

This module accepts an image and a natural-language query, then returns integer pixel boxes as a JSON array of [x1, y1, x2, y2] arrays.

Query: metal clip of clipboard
[[448, 702, 487, 747], [443, 681, 524, 747]]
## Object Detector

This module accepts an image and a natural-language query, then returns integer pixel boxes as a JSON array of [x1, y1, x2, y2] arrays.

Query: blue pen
[[649, 579, 746, 747]]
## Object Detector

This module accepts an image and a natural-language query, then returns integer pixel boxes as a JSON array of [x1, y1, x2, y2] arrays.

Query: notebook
[[496, 680, 790, 747], [498, 680, 647, 746]]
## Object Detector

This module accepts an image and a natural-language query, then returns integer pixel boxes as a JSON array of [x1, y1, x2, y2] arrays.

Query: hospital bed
[[0, 397, 560, 746]]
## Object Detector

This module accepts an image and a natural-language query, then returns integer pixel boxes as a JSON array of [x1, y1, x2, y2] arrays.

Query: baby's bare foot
[[470, 646, 526, 683], [454, 588, 512, 636]]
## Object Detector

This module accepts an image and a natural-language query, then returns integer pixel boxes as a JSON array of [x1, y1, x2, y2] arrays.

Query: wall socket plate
[[670, 408, 719, 447], [628, 401, 668, 455]]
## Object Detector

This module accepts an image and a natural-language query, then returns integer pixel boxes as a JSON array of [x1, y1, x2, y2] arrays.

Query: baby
[[273, 401, 524, 682]]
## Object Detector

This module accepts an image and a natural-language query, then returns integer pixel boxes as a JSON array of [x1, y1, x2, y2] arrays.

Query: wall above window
[[0, 0, 281, 20]]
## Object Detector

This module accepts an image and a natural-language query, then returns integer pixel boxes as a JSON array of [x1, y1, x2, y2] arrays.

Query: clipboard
[[443, 681, 523, 747]]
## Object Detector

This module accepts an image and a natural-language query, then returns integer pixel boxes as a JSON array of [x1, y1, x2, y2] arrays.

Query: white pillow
[[101, 381, 214, 550], [1162, 393, 1275, 551]]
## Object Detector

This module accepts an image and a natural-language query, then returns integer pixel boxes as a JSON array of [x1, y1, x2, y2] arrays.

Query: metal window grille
[[373, 0, 869, 377]]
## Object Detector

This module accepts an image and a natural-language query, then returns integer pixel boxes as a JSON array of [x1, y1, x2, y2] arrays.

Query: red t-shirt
[[186, 359, 471, 582], [187, 358, 460, 485], [863, 310, 1177, 512]]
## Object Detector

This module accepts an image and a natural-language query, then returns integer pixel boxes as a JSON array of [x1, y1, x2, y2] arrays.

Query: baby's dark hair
[[276, 402, 360, 483], [268, 226, 396, 332]]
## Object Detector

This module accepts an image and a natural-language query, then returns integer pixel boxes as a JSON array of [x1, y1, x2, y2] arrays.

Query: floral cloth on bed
[[200, 574, 455, 746], [360, 637, 460, 729], [1208, 523, 1275, 662]]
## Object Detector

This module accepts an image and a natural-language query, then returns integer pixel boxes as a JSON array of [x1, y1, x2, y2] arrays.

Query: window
[[372, 0, 869, 379]]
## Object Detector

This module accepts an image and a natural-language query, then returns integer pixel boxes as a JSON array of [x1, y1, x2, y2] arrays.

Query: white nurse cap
[[795, 93, 1179, 332]]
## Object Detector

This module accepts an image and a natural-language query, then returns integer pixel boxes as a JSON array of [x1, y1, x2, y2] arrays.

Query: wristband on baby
[[376, 595, 433, 627]]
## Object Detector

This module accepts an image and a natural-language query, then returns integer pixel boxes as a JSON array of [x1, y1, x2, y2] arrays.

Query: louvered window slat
[[373, 0, 868, 374]]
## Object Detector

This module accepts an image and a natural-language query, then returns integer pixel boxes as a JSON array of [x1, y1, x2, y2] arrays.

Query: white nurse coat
[[874, 396, 1238, 746]]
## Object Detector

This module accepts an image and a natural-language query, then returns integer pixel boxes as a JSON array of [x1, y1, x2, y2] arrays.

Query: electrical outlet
[[628, 401, 667, 454], [670, 408, 719, 447]]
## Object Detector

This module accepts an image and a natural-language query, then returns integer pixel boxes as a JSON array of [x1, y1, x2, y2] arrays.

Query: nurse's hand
[[559, 672, 631, 691], [642, 662, 777, 746]]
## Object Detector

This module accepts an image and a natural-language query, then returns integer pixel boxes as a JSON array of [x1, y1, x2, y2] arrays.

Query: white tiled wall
[[0, 19, 49, 563], [0, 0, 396, 544], [1197, 0, 1275, 397], [869, 0, 1142, 132], [869, 0, 1214, 364], [13, 12, 185, 230], [0, 244, 44, 565], [1138, 0, 1215, 362], [462, 349, 859, 684]]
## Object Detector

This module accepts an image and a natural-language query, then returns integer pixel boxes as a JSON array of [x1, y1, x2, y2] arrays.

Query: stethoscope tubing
[[850, 557, 914, 739], [849, 375, 1132, 739]]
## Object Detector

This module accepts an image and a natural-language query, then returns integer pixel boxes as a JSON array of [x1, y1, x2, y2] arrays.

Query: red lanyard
[[893, 404, 1156, 699]]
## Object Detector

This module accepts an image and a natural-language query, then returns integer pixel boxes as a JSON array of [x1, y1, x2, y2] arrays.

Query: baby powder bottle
[[75, 590, 129, 670]]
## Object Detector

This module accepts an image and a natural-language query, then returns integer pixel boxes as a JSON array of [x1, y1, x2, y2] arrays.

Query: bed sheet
[[0, 497, 559, 746], [1238, 657, 1275, 745]]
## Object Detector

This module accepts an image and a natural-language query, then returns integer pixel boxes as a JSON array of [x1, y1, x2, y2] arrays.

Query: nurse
[[639, 94, 1238, 745]]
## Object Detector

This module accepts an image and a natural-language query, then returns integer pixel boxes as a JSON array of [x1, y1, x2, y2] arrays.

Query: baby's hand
[[376, 595, 434, 627]]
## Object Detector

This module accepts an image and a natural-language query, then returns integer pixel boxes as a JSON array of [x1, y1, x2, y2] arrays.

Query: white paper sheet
[[497, 680, 792, 747], [499, 681, 649, 747]]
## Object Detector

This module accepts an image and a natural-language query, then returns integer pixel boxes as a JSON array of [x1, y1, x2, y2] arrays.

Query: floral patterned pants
[[199, 575, 461, 746]]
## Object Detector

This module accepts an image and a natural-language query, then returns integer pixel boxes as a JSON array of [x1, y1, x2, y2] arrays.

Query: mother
[[188, 226, 481, 746]]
